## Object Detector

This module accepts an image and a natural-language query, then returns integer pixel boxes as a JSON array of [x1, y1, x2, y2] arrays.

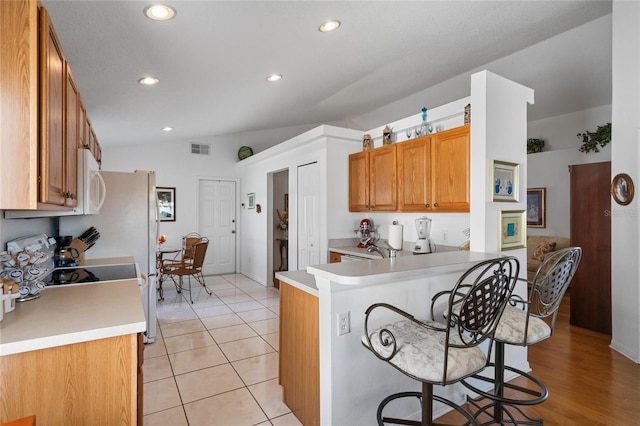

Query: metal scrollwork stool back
[[459, 247, 582, 425], [362, 256, 520, 426]]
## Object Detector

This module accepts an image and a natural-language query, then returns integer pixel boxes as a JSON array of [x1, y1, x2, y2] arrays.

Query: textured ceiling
[[41, 1, 612, 149]]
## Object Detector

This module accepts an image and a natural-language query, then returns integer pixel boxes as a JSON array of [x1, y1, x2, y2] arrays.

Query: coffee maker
[[413, 217, 435, 254], [54, 236, 79, 268]]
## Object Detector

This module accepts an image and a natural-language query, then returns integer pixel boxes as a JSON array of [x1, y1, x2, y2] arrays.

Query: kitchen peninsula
[[0, 261, 145, 425], [278, 250, 519, 425]]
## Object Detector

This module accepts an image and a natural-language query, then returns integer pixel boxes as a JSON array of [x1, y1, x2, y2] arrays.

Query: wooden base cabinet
[[279, 282, 319, 426], [0, 334, 140, 425]]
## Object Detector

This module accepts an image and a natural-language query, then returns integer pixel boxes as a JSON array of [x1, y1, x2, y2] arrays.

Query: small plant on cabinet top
[[527, 138, 545, 154], [577, 122, 611, 153]]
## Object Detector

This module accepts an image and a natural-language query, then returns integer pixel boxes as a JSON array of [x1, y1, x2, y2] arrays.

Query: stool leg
[[493, 341, 505, 423], [423, 382, 433, 426]]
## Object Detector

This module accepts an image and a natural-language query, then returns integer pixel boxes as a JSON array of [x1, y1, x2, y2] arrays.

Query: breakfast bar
[[278, 250, 528, 426]]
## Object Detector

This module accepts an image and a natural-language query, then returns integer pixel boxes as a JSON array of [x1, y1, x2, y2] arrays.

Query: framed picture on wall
[[247, 193, 255, 209], [491, 160, 520, 202], [611, 173, 635, 206], [527, 188, 546, 228], [157, 187, 176, 222], [498, 210, 526, 251]]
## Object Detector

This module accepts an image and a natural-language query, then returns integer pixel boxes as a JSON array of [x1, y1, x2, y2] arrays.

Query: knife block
[[69, 238, 89, 265]]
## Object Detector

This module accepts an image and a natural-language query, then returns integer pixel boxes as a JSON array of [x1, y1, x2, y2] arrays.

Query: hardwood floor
[[437, 293, 640, 425]]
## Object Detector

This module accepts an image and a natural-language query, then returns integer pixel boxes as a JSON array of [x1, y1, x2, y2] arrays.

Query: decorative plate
[[238, 146, 253, 160]]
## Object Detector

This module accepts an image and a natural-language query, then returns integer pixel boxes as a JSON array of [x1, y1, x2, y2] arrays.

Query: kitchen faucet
[[367, 242, 398, 259], [367, 245, 386, 258]]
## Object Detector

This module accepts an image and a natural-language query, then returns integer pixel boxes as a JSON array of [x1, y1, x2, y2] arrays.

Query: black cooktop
[[46, 264, 138, 286]]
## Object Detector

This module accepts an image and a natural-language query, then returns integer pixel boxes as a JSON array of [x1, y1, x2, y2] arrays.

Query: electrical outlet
[[337, 311, 350, 336]]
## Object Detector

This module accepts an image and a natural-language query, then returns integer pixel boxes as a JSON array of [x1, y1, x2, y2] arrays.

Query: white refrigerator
[[60, 170, 158, 343]]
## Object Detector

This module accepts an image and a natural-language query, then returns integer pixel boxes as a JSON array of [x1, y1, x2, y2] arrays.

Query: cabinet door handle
[[231, 230, 236, 234], [433, 202, 439, 208], [426, 203, 430, 208]]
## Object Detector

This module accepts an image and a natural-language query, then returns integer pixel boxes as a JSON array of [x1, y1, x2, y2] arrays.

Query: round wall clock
[[611, 173, 634, 206]]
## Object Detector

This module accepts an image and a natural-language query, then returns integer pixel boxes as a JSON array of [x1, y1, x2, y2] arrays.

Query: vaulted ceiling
[[41, 1, 612, 149]]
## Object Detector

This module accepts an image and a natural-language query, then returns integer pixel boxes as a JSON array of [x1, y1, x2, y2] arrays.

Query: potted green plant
[[577, 122, 611, 153], [527, 138, 545, 154]]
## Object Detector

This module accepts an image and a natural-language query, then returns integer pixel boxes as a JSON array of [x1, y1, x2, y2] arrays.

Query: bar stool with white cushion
[[461, 247, 582, 425], [362, 256, 520, 426]]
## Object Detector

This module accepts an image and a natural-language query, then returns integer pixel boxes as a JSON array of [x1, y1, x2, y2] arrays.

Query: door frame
[[268, 168, 289, 285]]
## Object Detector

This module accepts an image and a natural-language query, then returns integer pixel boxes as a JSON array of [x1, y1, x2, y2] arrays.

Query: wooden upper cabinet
[[64, 64, 79, 207], [79, 101, 88, 149], [397, 135, 431, 211], [369, 144, 397, 211], [349, 145, 397, 212], [348, 125, 469, 213], [0, 0, 39, 209], [348, 151, 370, 211], [430, 125, 470, 212], [39, 6, 67, 206]]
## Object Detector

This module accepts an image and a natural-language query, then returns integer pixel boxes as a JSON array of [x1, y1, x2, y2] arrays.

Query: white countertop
[[275, 270, 318, 297], [309, 250, 502, 286], [0, 277, 146, 356]]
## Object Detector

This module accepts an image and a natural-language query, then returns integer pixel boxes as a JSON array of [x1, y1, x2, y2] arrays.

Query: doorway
[[198, 179, 237, 275], [272, 169, 289, 285]]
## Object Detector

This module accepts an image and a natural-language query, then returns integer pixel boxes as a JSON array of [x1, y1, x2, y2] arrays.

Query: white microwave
[[4, 149, 106, 218], [79, 148, 106, 214]]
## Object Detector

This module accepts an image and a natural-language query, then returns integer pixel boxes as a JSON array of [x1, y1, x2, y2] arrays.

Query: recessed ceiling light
[[143, 4, 177, 21], [319, 20, 341, 32], [266, 74, 283, 82], [162, 127, 174, 132], [138, 76, 159, 85]]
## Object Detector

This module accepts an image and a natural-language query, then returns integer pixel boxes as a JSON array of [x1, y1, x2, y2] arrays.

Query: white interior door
[[198, 179, 236, 275], [297, 162, 320, 270]]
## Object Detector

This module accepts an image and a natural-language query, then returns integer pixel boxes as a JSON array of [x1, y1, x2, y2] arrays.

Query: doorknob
[[231, 230, 236, 234]]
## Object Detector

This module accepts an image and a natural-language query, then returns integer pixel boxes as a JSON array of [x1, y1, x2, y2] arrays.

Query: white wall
[[236, 126, 363, 285], [610, 1, 640, 362], [0, 217, 54, 249], [527, 105, 612, 237], [104, 138, 240, 250]]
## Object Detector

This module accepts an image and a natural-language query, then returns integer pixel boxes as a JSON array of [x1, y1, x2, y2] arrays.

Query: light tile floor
[[143, 274, 303, 426]]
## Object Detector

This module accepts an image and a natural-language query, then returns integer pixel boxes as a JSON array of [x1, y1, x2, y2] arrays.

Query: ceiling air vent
[[190, 143, 210, 155]]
